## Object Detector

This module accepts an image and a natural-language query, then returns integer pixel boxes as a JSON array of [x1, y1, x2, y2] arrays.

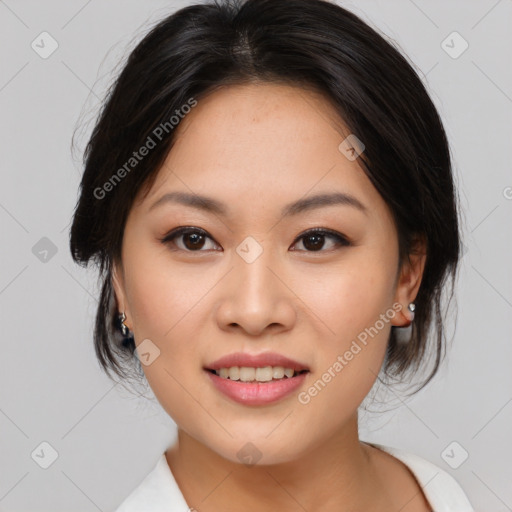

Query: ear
[[112, 260, 132, 330], [391, 235, 427, 327]]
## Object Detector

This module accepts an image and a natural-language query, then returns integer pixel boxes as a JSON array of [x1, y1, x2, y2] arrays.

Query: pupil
[[184, 233, 204, 250], [304, 234, 324, 251]]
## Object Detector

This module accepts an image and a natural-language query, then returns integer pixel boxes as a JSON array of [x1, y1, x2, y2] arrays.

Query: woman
[[69, 0, 474, 510]]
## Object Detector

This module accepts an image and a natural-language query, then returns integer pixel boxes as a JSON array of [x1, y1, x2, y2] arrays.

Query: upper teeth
[[214, 366, 299, 382]]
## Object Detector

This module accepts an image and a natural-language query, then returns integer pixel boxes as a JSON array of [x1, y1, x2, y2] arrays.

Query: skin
[[113, 83, 429, 511]]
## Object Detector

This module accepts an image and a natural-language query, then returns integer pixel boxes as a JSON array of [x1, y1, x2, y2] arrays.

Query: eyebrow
[[149, 191, 368, 217]]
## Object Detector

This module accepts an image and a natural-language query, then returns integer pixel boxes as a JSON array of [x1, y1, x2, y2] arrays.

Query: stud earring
[[393, 302, 416, 344], [119, 312, 130, 337]]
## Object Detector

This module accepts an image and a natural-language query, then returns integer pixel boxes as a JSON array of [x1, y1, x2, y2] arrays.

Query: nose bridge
[[215, 236, 295, 334], [233, 237, 281, 304]]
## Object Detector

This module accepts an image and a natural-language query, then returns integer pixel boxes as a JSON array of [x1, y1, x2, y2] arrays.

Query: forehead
[[172, 82, 347, 155], [138, 82, 385, 221]]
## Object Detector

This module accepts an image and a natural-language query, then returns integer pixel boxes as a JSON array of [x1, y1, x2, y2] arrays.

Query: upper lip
[[205, 352, 310, 372]]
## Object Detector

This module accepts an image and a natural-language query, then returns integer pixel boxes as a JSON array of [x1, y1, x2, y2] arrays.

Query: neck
[[165, 414, 388, 512]]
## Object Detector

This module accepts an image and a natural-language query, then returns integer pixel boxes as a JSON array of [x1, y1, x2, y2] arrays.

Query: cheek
[[295, 252, 397, 341], [122, 244, 208, 339], [294, 254, 397, 398], [121, 247, 220, 400], [120, 249, 210, 411]]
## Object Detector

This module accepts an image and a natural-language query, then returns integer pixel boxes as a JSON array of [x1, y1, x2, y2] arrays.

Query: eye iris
[[303, 233, 325, 251], [184, 232, 205, 250]]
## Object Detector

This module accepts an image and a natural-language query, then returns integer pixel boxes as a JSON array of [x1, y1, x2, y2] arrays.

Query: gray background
[[1, 0, 511, 510]]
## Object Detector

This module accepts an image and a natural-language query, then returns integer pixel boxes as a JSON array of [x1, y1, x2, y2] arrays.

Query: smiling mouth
[[205, 366, 309, 382]]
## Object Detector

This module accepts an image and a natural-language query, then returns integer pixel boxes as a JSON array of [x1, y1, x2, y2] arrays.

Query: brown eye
[[161, 227, 220, 252], [291, 229, 351, 252], [182, 231, 206, 250], [160, 227, 350, 253]]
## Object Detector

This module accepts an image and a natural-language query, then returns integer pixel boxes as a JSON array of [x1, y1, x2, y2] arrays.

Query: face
[[113, 83, 424, 465]]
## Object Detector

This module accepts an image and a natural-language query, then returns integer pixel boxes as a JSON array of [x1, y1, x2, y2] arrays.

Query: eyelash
[[159, 226, 351, 253]]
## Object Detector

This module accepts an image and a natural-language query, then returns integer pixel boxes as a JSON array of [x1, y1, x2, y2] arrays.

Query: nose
[[214, 246, 297, 337]]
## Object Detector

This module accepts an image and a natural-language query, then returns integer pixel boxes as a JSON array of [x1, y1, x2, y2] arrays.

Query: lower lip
[[205, 370, 308, 405]]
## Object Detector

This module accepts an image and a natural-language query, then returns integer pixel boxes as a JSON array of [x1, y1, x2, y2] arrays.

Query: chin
[[205, 430, 310, 467]]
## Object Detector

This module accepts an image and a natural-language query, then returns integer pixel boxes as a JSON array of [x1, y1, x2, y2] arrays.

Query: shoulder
[[113, 454, 191, 512], [365, 442, 474, 512]]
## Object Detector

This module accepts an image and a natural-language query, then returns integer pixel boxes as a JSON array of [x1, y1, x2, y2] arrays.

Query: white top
[[114, 443, 474, 511]]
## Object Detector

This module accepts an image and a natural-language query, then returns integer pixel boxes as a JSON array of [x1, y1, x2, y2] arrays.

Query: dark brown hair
[[70, 0, 461, 392]]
